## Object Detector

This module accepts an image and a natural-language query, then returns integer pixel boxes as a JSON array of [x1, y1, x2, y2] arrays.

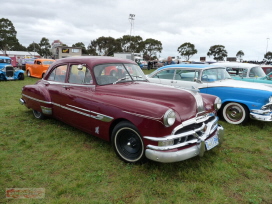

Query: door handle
[[62, 85, 70, 90]]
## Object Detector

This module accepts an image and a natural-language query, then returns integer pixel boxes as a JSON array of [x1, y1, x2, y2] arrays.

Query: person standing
[[164, 56, 176, 65]]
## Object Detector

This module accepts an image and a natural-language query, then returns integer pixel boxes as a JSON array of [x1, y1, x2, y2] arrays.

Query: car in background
[[26, 59, 55, 78], [214, 62, 272, 87], [0, 65, 24, 81], [147, 64, 272, 125], [20, 56, 224, 163], [0, 56, 12, 69], [261, 65, 272, 75]]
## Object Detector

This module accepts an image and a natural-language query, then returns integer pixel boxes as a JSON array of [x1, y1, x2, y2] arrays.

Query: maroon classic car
[[20, 56, 224, 163]]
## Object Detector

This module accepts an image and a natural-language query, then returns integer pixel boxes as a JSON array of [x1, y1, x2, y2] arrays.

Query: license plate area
[[205, 134, 219, 150]]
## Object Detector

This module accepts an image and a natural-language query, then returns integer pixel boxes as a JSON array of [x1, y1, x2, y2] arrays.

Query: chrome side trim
[[22, 94, 113, 122], [22, 94, 52, 104], [66, 104, 113, 122], [122, 110, 162, 122]]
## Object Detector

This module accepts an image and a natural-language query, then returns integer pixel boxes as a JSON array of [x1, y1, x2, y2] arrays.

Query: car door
[[57, 64, 99, 134], [46, 64, 69, 120]]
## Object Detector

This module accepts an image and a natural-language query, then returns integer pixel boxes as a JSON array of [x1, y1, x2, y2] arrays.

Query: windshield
[[201, 68, 232, 82], [0, 59, 11, 64], [94, 63, 146, 85], [43, 61, 54, 65]]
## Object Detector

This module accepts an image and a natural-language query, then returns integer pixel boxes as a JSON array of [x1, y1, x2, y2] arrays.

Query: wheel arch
[[109, 118, 133, 142]]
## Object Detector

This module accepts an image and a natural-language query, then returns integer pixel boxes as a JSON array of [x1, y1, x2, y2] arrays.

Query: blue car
[[147, 64, 272, 125], [0, 57, 24, 81]]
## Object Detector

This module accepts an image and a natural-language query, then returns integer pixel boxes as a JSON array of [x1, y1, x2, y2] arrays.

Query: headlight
[[163, 109, 176, 127], [269, 96, 272, 103], [214, 97, 222, 110]]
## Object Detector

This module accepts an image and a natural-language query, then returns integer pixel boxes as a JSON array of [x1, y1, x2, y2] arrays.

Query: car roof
[[0, 56, 11, 59], [54, 56, 136, 67], [36, 58, 55, 61], [213, 62, 259, 68], [157, 64, 219, 71]]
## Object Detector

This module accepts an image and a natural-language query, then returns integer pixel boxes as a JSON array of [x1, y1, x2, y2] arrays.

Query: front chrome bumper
[[144, 116, 224, 163]]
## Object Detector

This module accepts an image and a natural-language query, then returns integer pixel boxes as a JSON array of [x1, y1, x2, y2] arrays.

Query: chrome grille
[[6, 66, 14, 77], [173, 115, 216, 145]]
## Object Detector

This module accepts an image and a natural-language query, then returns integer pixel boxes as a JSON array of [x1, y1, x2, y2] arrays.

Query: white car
[[147, 64, 272, 125]]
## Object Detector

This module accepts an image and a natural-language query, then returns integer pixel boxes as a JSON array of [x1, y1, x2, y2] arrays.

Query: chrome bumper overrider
[[144, 116, 224, 163], [250, 110, 272, 122]]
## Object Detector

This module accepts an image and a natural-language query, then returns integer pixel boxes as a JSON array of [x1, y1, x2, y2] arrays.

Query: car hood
[[207, 79, 272, 92], [94, 82, 202, 121]]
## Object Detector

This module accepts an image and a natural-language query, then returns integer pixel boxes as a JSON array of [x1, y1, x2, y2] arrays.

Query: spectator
[[148, 61, 152, 70], [164, 56, 176, 65]]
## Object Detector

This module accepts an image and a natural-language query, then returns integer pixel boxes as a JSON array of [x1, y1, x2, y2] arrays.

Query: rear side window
[[48, 65, 67, 82], [68, 64, 93, 84]]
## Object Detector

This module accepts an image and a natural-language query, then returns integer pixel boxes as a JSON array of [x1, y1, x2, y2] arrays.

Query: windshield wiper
[[113, 77, 126, 84]]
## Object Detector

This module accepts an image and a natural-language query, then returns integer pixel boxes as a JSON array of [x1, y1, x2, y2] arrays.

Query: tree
[[11, 42, 27, 51], [177, 42, 197, 61], [264, 51, 272, 61], [72, 42, 88, 55], [236, 50, 244, 62], [87, 36, 119, 56], [27, 42, 40, 52], [116, 35, 143, 53], [141, 38, 162, 60], [207, 45, 228, 61], [38, 37, 52, 58], [0, 18, 18, 55]]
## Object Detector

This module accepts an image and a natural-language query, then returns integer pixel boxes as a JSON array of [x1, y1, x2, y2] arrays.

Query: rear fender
[[22, 84, 53, 115]]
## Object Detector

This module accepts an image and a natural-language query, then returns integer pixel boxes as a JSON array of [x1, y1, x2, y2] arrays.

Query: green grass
[[1, 73, 272, 204]]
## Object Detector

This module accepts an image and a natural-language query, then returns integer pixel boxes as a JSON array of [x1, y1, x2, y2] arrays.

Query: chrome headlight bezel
[[163, 109, 176, 127], [214, 97, 222, 110]]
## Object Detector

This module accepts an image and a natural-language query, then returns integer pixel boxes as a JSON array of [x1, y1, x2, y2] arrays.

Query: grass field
[[1, 71, 272, 204]]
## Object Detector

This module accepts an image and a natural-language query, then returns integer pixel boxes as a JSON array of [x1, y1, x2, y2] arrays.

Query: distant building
[[51, 40, 82, 59], [51, 46, 82, 59]]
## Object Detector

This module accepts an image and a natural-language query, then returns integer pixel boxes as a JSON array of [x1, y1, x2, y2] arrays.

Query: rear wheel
[[32, 109, 45, 120], [112, 121, 146, 163], [222, 102, 249, 125], [18, 73, 24, 80]]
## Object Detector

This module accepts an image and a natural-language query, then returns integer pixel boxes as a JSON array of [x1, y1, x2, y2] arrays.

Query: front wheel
[[18, 73, 24, 80], [32, 109, 45, 120], [111, 121, 146, 163], [222, 102, 249, 125]]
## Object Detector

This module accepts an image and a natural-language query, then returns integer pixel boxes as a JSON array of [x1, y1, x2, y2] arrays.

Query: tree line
[[1, 18, 272, 61]]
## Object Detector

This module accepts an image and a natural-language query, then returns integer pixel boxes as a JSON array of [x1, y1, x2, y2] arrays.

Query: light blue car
[[147, 64, 272, 125], [0, 56, 24, 81], [213, 62, 272, 87]]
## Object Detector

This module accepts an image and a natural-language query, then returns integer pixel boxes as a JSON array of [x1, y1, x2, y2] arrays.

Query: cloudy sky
[[1, 0, 272, 61]]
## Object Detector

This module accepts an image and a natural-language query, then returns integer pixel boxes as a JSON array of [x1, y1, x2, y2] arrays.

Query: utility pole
[[128, 14, 135, 52], [266, 38, 269, 54]]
